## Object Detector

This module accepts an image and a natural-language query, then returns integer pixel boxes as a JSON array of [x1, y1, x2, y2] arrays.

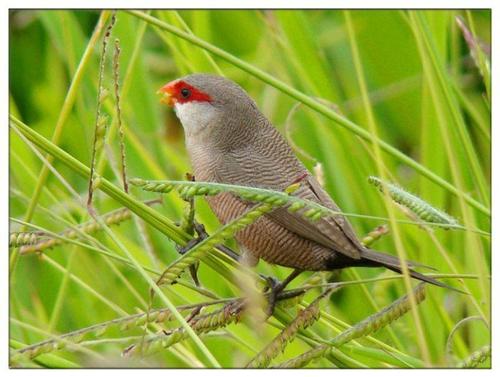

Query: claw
[[266, 286, 281, 317], [176, 237, 200, 255], [259, 275, 287, 316], [260, 269, 303, 316], [174, 221, 208, 285], [175, 221, 208, 255], [260, 274, 280, 293]]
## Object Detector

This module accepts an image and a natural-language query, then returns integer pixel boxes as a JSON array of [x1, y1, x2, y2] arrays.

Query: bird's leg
[[176, 174, 198, 253], [175, 177, 203, 285], [176, 222, 208, 255], [263, 269, 303, 316], [176, 172, 240, 261], [215, 244, 241, 262], [177, 223, 240, 262], [176, 214, 241, 285], [174, 221, 211, 286]]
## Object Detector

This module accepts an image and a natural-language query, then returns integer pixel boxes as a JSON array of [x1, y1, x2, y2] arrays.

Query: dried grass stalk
[[275, 284, 426, 368], [112, 38, 128, 193], [87, 11, 116, 208], [123, 300, 245, 357], [19, 200, 160, 254], [246, 289, 333, 368]]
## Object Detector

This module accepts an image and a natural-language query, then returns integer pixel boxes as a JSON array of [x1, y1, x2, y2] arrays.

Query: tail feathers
[[384, 264, 466, 294], [362, 248, 436, 271], [362, 249, 466, 294]]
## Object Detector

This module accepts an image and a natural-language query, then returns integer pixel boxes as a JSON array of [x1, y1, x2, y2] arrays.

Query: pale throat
[[174, 101, 218, 138]]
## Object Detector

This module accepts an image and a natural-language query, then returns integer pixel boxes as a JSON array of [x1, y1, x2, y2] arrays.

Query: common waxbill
[[158, 73, 455, 297]]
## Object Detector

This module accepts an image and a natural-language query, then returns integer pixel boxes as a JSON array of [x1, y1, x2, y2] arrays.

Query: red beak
[[157, 81, 176, 107]]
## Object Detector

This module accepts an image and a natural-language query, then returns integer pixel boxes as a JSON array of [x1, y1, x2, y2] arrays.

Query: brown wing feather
[[306, 175, 366, 251], [265, 175, 362, 259], [205, 123, 364, 260]]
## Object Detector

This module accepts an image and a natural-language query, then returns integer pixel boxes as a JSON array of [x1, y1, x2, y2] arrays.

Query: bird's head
[[158, 74, 262, 140]]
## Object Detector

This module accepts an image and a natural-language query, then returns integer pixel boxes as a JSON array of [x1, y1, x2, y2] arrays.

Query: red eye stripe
[[166, 80, 212, 104]]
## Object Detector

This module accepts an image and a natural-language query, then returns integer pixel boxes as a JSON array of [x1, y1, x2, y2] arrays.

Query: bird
[[158, 73, 458, 309]]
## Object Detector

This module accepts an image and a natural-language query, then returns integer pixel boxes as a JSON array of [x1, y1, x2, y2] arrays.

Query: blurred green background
[[9, 9, 490, 368]]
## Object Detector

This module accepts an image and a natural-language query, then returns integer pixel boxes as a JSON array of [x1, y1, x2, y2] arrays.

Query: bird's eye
[[180, 88, 191, 98]]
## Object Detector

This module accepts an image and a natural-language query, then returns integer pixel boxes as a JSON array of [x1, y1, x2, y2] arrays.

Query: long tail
[[361, 248, 465, 294]]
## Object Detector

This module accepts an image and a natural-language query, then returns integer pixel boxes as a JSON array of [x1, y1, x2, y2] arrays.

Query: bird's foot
[[261, 275, 286, 317], [175, 222, 207, 286], [176, 222, 208, 255], [261, 269, 303, 316]]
